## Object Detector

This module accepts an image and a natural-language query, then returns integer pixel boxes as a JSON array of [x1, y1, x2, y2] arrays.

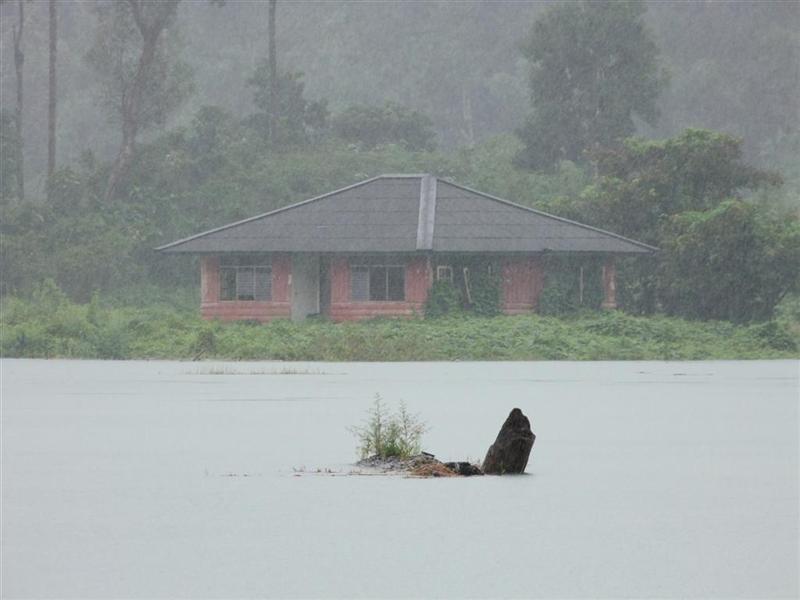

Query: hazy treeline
[[0, 0, 798, 327], [2, 1, 797, 187]]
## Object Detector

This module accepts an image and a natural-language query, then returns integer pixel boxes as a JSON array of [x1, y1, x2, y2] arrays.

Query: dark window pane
[[436, 265, 453, 282], [237, 267, 255, 300], [387, 267, 405, 300], [254, 267, 272, 301], [370, 267, 388, 301], [220, 268, 236, 301], [351, 266, 369, 301]]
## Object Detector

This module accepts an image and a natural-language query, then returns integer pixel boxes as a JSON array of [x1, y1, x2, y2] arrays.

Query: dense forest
[[1, 0, 798, 337]]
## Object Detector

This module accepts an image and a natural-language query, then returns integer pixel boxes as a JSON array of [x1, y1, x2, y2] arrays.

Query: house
[[156, 174, 655, 322]]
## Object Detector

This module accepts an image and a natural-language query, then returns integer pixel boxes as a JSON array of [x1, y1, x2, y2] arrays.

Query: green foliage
[[2, 287, 797, 361], [424, 281, 463, 318], [247, 66, 328, 146], [517, 0, 667, 170], [590, 129, 782, 229], [191, 327, 217, 357], [468, 266, 501, 317], [538, 258, 604, 316], [331, 102, 436, 151], [545, 129, 794, 320], [451, 135, 590, 209], [659, 200, 800, 322], [747, 321, 798, 352], [349, 395, 428, 459]]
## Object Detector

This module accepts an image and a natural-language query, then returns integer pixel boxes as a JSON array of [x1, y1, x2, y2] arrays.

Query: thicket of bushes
[[2, 282, 797, 361]]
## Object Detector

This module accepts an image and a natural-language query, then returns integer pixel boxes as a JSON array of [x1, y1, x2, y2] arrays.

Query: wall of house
[[501, 256, 544, 315], [200, 254, 291, 321], [199, 253, 549, 322], [329, 256, 431, 321]]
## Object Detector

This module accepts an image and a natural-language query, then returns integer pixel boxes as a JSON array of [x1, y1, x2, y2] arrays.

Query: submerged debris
[[444, 461, 484, 476], [410, 462, 458, 477], [356, 453, 483, 477]]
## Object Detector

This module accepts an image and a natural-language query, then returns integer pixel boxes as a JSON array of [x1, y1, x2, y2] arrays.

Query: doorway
[[291, 255, 320, 321]]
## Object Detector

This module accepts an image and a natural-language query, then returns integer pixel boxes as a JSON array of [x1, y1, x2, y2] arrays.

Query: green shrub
[[425, 280, 463, 318], [538, 273, 577, 315], [89, 319, 131, 359], [469, 268, 501, 316], [2, 283, 798, 361], [349, 394, 428, 459], [539, 259, 604, 316], [191, 327, 217, 357], [748, 320, 798, 352]]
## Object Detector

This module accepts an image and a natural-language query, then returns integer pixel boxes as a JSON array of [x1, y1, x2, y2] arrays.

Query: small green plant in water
[[349, 394, 428, 459]]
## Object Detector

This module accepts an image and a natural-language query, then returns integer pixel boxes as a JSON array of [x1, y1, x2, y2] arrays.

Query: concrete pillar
[[601, 256, 617, 310], [200, 256, 220, 304]]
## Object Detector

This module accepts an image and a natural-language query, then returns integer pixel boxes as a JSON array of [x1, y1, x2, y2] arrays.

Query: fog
[[1, 1, 797, 180]]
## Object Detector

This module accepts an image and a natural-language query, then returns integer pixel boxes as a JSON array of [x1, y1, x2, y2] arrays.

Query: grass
[[1, 288, 798, 361], [349, 395, 428, 460]]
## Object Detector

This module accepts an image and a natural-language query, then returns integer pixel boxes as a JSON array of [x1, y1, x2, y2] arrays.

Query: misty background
[[3, 1, 797, 186]]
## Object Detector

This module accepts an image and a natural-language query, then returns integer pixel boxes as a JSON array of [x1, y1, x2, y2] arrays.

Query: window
[[436, 265, 454, 282], [220, 264, 272, 301], [351, 265, 405, 301]]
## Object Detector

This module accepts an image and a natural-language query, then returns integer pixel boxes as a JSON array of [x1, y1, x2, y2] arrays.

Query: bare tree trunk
[[104, 0, 179, 202], [268, 0, 278, 143], [13, 0, 24, 200], [48, 0, 57, 182], [461, 85, 475, 147]]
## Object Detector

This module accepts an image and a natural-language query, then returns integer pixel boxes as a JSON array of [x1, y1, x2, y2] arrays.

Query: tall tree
[[12, 0, 24, 200], [516, 0, 667, 171], [268, 0, 278, 143], [87, 0, 189, 201], [48, 0, 57, 180], [554, 129, 788, 319], [246, 68, 328, 146]]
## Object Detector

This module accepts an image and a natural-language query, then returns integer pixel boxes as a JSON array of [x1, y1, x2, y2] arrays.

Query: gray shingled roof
[[157, 174, 656, 254]]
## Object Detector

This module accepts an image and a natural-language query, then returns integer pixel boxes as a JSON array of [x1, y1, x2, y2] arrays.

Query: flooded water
[[2, 359, 798, 598]]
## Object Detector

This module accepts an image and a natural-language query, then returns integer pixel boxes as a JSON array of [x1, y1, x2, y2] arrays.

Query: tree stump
[[482, 408, 535, 474]]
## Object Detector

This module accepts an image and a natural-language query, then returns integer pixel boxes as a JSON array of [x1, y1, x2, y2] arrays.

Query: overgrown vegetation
[[2, 284, 797, 361], [538, 257, 604, 316], [424, 281, 463, 318], [349, 395, 428, 459]]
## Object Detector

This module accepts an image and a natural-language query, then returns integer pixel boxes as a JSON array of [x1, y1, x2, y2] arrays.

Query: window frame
[[219, 263, 273, 302], [350, 264, 406, 302], [436, 265, 454, 283]]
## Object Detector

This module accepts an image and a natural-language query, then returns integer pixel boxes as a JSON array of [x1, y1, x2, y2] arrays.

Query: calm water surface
[[2, 359, 798, 598]]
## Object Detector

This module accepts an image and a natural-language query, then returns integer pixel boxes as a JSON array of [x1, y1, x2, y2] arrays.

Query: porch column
[[200, 256, 220, 304], [601, 256, 617, 310]]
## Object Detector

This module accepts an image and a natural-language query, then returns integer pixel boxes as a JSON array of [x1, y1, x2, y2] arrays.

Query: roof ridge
[[415, 174, 437, 250], [438, 179, 658, 252]]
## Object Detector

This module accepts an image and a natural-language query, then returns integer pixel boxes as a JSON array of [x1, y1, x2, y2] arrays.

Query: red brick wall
[[501, 256, 544, 315], [198, 254, 549, 321], [200, 254, 291, 322], [329, 256, 431, 321]]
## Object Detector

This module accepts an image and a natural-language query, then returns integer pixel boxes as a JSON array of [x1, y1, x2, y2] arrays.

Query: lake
[[2, 359, 798, 598]]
